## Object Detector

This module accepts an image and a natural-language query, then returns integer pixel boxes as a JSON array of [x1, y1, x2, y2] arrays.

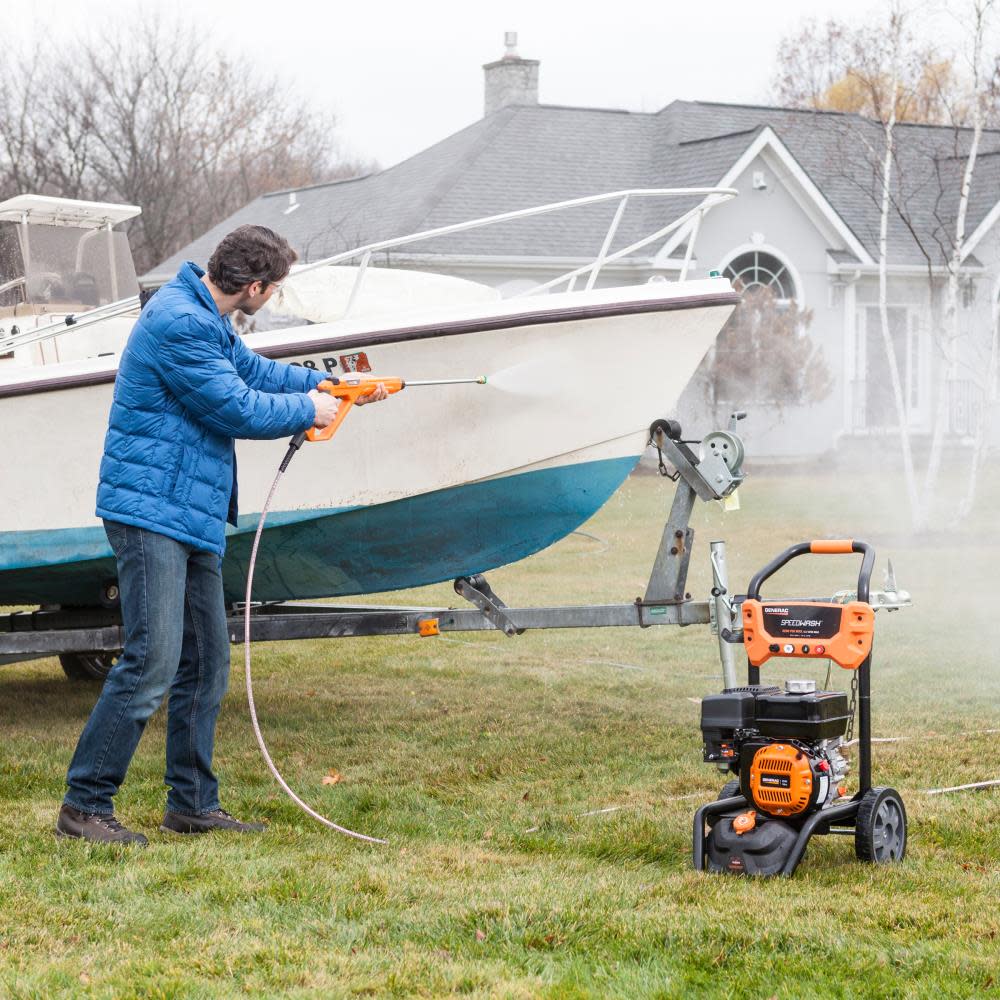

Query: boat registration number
[[289, 351, 373, 374]]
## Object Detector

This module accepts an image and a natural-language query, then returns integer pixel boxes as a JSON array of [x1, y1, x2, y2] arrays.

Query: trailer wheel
[[59, 651, 118, 682], [855, 787, 907, 863]]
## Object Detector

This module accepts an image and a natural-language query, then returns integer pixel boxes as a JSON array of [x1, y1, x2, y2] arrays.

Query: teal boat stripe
[[0, 456, 640, 604]]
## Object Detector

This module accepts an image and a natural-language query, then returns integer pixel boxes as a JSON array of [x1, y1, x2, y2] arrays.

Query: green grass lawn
[[1, 462, 999, 998]]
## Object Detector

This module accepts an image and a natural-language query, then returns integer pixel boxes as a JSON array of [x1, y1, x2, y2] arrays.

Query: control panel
[[740, 599, 875, 670]]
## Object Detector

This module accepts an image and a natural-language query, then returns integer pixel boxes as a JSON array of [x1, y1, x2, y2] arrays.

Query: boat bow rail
[[0, 187, 737, 358]]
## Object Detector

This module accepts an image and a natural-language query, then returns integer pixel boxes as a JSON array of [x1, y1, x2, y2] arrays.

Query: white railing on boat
[[0, 187, 737, 356]]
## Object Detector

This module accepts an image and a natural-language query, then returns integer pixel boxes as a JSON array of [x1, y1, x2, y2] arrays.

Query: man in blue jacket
[[56, 226, 385, 845]]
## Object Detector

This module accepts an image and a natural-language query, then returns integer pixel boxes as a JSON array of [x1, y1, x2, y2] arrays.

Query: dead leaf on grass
[[475, 929, 486, 942], [321, 770, 343, 785]]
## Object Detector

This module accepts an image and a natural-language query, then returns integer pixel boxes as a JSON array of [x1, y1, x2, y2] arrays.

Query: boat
[[0, 187, 739, 609]]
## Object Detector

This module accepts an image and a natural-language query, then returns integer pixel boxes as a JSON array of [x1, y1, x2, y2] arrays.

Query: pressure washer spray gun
[[280, 373, 488, 469], [247, 371, 487, 844]]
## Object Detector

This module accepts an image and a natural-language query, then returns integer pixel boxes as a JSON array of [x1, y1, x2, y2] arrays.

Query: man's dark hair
[[207, 225, 298, 294]]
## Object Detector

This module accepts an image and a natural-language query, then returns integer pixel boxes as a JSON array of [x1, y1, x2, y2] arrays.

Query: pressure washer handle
[[747, 540, 875, 603], [306, 394, 355, 443], [305, 376, 405, 443]]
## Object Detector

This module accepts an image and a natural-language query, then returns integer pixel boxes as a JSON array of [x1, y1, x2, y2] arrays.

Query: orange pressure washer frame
[[741, 538, 878, 791], [741, 539, 875, 670], [741, 540, 875, 671]]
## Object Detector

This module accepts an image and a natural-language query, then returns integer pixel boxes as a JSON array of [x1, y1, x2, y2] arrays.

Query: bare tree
[[773, 20, 857, 112], [773, 14, 954, 124], [696, 287, 831, 422], [0, 16, 370, 273]]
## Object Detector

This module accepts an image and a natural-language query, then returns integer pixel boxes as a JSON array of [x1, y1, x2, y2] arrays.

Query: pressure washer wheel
[[717, 779, 742, 801], [854, 787, 907, 863], [706, 778, 746, 830], [59, 651, 117, 682]]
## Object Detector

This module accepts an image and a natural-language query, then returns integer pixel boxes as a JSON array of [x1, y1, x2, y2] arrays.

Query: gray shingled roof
[[145, 100, 1000, 281]]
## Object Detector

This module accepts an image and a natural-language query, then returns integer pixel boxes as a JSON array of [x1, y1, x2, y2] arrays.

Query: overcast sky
[[4, 0, 970, 169]]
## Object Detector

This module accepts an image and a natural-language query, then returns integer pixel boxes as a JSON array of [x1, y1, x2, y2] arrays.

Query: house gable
[[654, 127, 873, 269]]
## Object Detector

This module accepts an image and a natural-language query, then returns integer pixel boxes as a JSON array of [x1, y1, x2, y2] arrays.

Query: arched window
[[723, 250, 796, 302]]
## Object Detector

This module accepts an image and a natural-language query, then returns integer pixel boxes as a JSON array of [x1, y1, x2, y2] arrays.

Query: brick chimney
[[483, 32, 539, 116]]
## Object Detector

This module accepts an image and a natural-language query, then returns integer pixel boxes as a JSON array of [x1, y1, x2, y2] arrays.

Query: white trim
[[829, 261, 986, 277], [842, 280, 857, 434], [962, 198, 1000, 261], [655, 127, 874, 267], [718, 242, 805, 308]]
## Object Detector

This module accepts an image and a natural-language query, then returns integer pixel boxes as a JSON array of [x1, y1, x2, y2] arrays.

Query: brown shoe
[[160, 808, 266, 835], [55, 804, 148, 846]]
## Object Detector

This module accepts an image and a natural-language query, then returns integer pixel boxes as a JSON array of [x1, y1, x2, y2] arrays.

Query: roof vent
[[483, 32, 539, 117]]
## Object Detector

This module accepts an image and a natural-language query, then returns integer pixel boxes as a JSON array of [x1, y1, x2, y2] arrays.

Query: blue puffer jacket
[[96, 262, 324, 555]]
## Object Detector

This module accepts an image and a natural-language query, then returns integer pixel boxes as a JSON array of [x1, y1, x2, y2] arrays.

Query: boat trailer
[[1, 417, 748, 686]]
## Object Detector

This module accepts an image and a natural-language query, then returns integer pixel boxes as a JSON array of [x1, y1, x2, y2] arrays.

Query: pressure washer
[[693, 540, 907, 877]]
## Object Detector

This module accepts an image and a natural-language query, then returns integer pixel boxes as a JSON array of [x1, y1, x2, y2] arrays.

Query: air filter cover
[[749, 743, 816, 816]]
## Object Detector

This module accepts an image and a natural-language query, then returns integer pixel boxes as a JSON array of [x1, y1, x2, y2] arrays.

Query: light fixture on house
[[752, 171, 768, 190]]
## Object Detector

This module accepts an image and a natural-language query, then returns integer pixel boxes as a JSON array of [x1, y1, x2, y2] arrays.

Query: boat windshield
[[0, 220, 139, 311]]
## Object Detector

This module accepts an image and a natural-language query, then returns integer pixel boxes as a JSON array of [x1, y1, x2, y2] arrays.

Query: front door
[[861, 306, 918, 428]]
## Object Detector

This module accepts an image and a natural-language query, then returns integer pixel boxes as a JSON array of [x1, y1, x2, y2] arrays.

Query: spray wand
[[245, 372, 486, 844], [280, 374, 488, 469]]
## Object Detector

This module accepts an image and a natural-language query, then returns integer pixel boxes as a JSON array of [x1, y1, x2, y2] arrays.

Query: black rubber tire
[[59, 651, 118, 682], [855, 787, 907, 863], [718, 779, 743, 801], [706, 778, 747, 830]]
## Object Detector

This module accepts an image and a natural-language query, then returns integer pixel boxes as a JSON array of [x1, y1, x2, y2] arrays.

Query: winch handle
[[747, 540, 875, 603]]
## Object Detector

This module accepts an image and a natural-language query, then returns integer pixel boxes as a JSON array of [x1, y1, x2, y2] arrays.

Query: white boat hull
[[0, 279, 737, 604]]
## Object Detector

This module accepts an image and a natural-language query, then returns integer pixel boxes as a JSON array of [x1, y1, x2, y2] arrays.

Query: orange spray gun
[[282, 372, 488, 466]]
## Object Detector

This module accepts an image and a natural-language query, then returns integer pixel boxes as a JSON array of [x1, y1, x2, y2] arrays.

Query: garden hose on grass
[[243, 374, 485, 841]]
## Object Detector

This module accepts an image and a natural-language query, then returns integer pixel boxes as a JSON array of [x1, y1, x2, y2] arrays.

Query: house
[[145, 35, 1000, 459]]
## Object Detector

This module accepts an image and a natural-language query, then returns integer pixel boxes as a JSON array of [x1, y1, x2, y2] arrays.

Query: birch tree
[[928, 0, 998, 519], [874, 4, 925, 528], [774, 1, 1000, 529]]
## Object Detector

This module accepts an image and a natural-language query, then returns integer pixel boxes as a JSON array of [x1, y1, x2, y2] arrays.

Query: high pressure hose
[[243, 434, 388, 845], [243, 375, 485, 841]]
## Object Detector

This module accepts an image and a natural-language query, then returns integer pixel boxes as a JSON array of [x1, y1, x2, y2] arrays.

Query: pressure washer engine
[[692, 540, 907, 877]]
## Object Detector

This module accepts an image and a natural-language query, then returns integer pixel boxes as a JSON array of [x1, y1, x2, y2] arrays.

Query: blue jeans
[[64, 521, 231, 816]]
